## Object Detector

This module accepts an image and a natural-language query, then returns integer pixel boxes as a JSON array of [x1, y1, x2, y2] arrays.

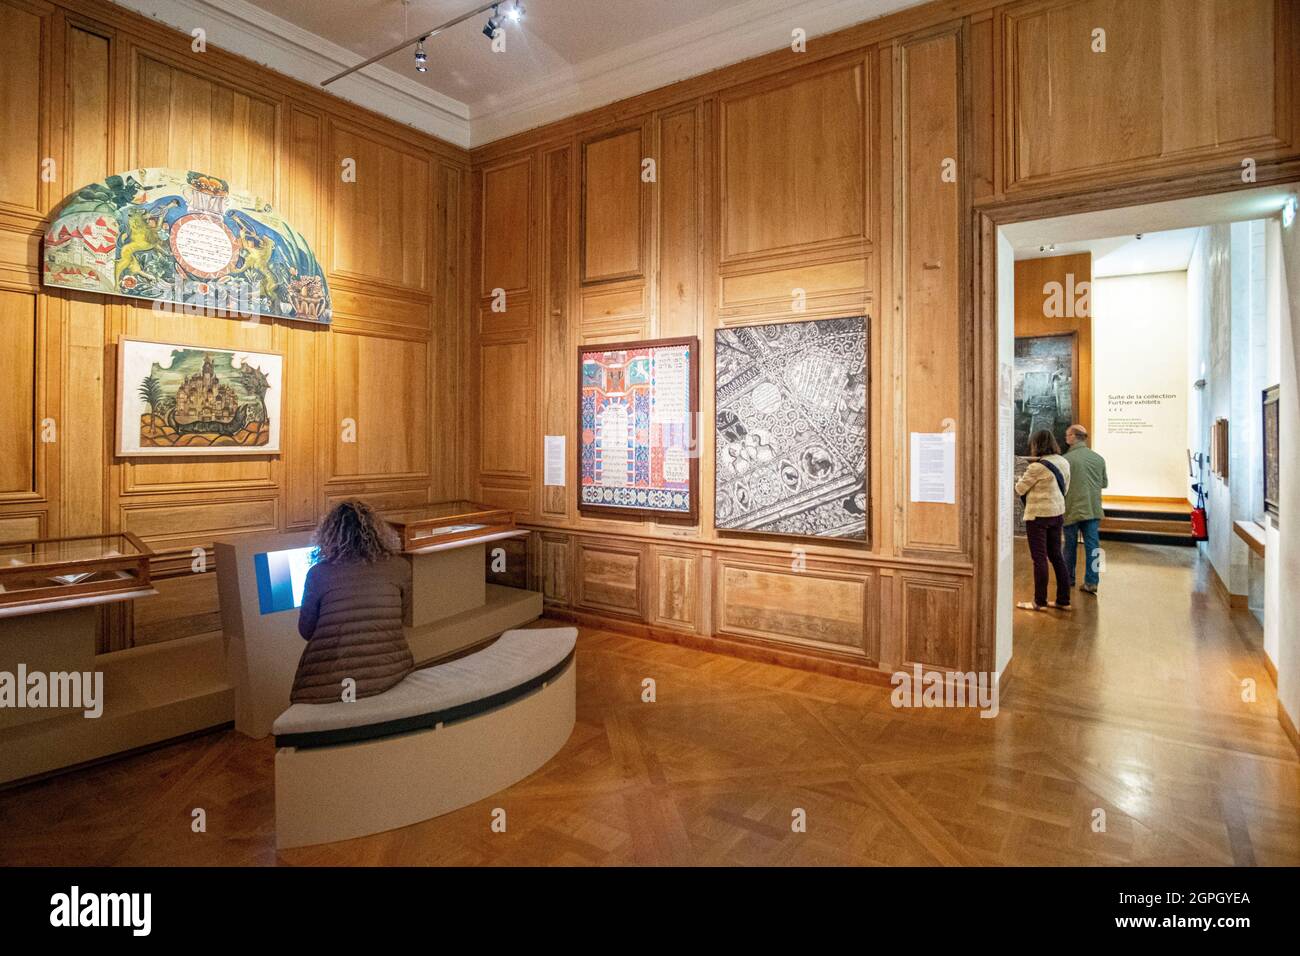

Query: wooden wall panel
[[133, 53, 276, 199], [718, 61, 867, 263], [899, 28, 963, 554], [60, 296, 105, 533], [328, 330, 430, 482], [131, 572, 221, 646], [65, 26, 111, 199], [656, 105, 703, 339], [540, 146, 572, 517], [431, 161, 468, 503], [1003, 0, 1292, 191], [329, 122, 430, 292], [898, 571, 969, 670], [575, 538, 645, 618], [0, 513, 44, 543], [0, 1, 47, 215], [581, 127, 644, 283], [717, 559, 872, 658], [0, 290, 37, 495], [479, 157, 532, 296], [652, 547, 699, 631], [537, 532, 573, 606]]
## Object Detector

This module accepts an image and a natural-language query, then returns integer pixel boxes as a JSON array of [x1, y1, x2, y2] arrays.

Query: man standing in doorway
[[1062, 424, 1108, 594]]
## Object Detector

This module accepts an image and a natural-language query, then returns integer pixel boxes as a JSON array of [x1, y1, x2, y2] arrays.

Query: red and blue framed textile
[[578, 336, 699, 521]]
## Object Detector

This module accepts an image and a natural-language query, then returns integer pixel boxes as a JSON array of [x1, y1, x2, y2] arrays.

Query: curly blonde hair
[[313, 499, 399, 564]]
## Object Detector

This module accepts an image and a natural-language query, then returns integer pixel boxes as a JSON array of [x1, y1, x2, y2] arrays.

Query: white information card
[[544, 435, 566, 487], [910, 432, 956, 504]]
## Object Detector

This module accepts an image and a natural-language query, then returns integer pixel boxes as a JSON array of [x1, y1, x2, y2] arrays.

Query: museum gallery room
[[1, 0, 1300, 893]]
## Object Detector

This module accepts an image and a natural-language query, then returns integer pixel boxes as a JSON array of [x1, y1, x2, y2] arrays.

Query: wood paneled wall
[[469, 0, 1300, 677], [0, 0, 471, 650]]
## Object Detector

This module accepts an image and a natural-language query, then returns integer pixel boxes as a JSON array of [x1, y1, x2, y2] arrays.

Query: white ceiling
[[1006, 186, 1298, 277], [113, 0, 924, 147]]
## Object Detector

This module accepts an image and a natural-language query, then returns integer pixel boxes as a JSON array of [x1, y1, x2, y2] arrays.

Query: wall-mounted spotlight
[[506, 2, 525, 23], [482, 10, 501, 39], [414, 37, 428, 72], [1283, 194, 1297, 229]]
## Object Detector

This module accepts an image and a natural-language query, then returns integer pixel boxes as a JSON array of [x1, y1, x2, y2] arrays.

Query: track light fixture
[[322, 0, 529, 88], [483, 3, 523, 41]]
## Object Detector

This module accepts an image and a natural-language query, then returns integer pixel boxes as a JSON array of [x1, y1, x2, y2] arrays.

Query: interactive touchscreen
[[253, 546, 317, 615]]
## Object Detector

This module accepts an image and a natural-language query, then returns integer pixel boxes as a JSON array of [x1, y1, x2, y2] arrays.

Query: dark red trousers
[[1025, 514, 1071, 608]]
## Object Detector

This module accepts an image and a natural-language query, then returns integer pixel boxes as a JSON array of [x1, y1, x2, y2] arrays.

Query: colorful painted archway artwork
[[43, 168, 331, 324]]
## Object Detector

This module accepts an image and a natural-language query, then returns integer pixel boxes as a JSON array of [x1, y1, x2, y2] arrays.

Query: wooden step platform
[[1100, 498, 1195, 547]]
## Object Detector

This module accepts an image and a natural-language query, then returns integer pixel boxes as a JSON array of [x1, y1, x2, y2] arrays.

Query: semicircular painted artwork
[[43, 168, 331, 324]]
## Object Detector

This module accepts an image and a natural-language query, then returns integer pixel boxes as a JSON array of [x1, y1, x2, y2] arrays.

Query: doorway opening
[[991, 185, 1296, 698]]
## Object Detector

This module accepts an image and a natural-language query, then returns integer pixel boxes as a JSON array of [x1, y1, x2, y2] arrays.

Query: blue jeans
[[1063, 518, 1101, 587]]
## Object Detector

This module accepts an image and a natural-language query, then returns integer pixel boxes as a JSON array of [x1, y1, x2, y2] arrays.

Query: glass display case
[[385, 500, 517, 553], [0, 532, 154, 613]]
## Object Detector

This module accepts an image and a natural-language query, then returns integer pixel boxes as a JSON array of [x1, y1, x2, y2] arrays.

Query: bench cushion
[[272, 627, 577, 748]]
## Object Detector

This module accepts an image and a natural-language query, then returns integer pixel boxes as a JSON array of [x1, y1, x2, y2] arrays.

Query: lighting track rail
[[321, 1, 516, 88]]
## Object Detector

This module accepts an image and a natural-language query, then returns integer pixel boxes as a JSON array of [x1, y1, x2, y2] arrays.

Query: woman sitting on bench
[[292, 500, 414, 704]]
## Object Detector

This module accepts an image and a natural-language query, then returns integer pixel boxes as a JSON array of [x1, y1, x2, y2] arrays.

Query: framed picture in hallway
[[1013, 333, 1075, 456], [1263, 385, 1279, 518], [578, 336, 699, 520], [1211, 417, 1230, 481]]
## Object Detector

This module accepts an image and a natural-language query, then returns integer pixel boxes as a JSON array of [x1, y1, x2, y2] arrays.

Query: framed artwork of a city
[[578, 336, 699, 521], [116, 337, 283, 456]]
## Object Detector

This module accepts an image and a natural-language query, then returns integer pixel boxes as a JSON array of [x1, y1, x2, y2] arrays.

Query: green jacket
[[1063, 442, 1108, 524]]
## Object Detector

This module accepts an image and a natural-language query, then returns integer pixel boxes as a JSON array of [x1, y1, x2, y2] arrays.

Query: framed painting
[[1013, 332, 1075, 457], [714, 315, 868, 540], [1211, 417, 1230, 481], [578, 336, 699, 521], [1263, 385, 1279, 518], [116, 337, 284, 456]]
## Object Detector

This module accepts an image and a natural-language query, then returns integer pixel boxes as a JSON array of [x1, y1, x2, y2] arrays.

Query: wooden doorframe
[[970, 160, 1300, 676]]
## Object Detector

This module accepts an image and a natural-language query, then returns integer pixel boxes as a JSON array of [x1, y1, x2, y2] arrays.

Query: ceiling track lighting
[[321, 0, 526, 87], [484, 3, 524, 40]]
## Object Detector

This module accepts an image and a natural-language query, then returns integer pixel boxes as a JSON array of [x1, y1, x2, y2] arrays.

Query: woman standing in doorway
[[1016, 429, 1072, 612]]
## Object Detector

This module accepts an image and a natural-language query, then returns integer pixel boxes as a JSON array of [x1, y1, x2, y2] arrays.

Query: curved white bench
[[273, 627, 577, 849]]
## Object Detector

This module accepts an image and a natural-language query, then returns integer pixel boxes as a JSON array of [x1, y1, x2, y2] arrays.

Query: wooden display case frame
[[0, 532, 154, 613], [386, 502, 517, 554]]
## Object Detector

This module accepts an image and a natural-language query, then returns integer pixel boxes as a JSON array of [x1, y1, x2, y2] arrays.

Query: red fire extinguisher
[[1190, 452, 1208, 541]]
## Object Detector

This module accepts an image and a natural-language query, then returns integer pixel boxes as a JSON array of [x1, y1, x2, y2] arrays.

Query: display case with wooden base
[[0, 532, 225, 788], [385, 500, 517, 553], [0, 533, 153, 617]]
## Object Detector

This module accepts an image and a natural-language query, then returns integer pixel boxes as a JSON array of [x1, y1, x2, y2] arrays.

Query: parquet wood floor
[[0, 543, 1295, 866]]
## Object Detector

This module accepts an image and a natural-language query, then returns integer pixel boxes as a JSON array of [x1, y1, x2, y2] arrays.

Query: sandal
[[1015, 601, 1045, 611], [1048, 602, 1072, 611]]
